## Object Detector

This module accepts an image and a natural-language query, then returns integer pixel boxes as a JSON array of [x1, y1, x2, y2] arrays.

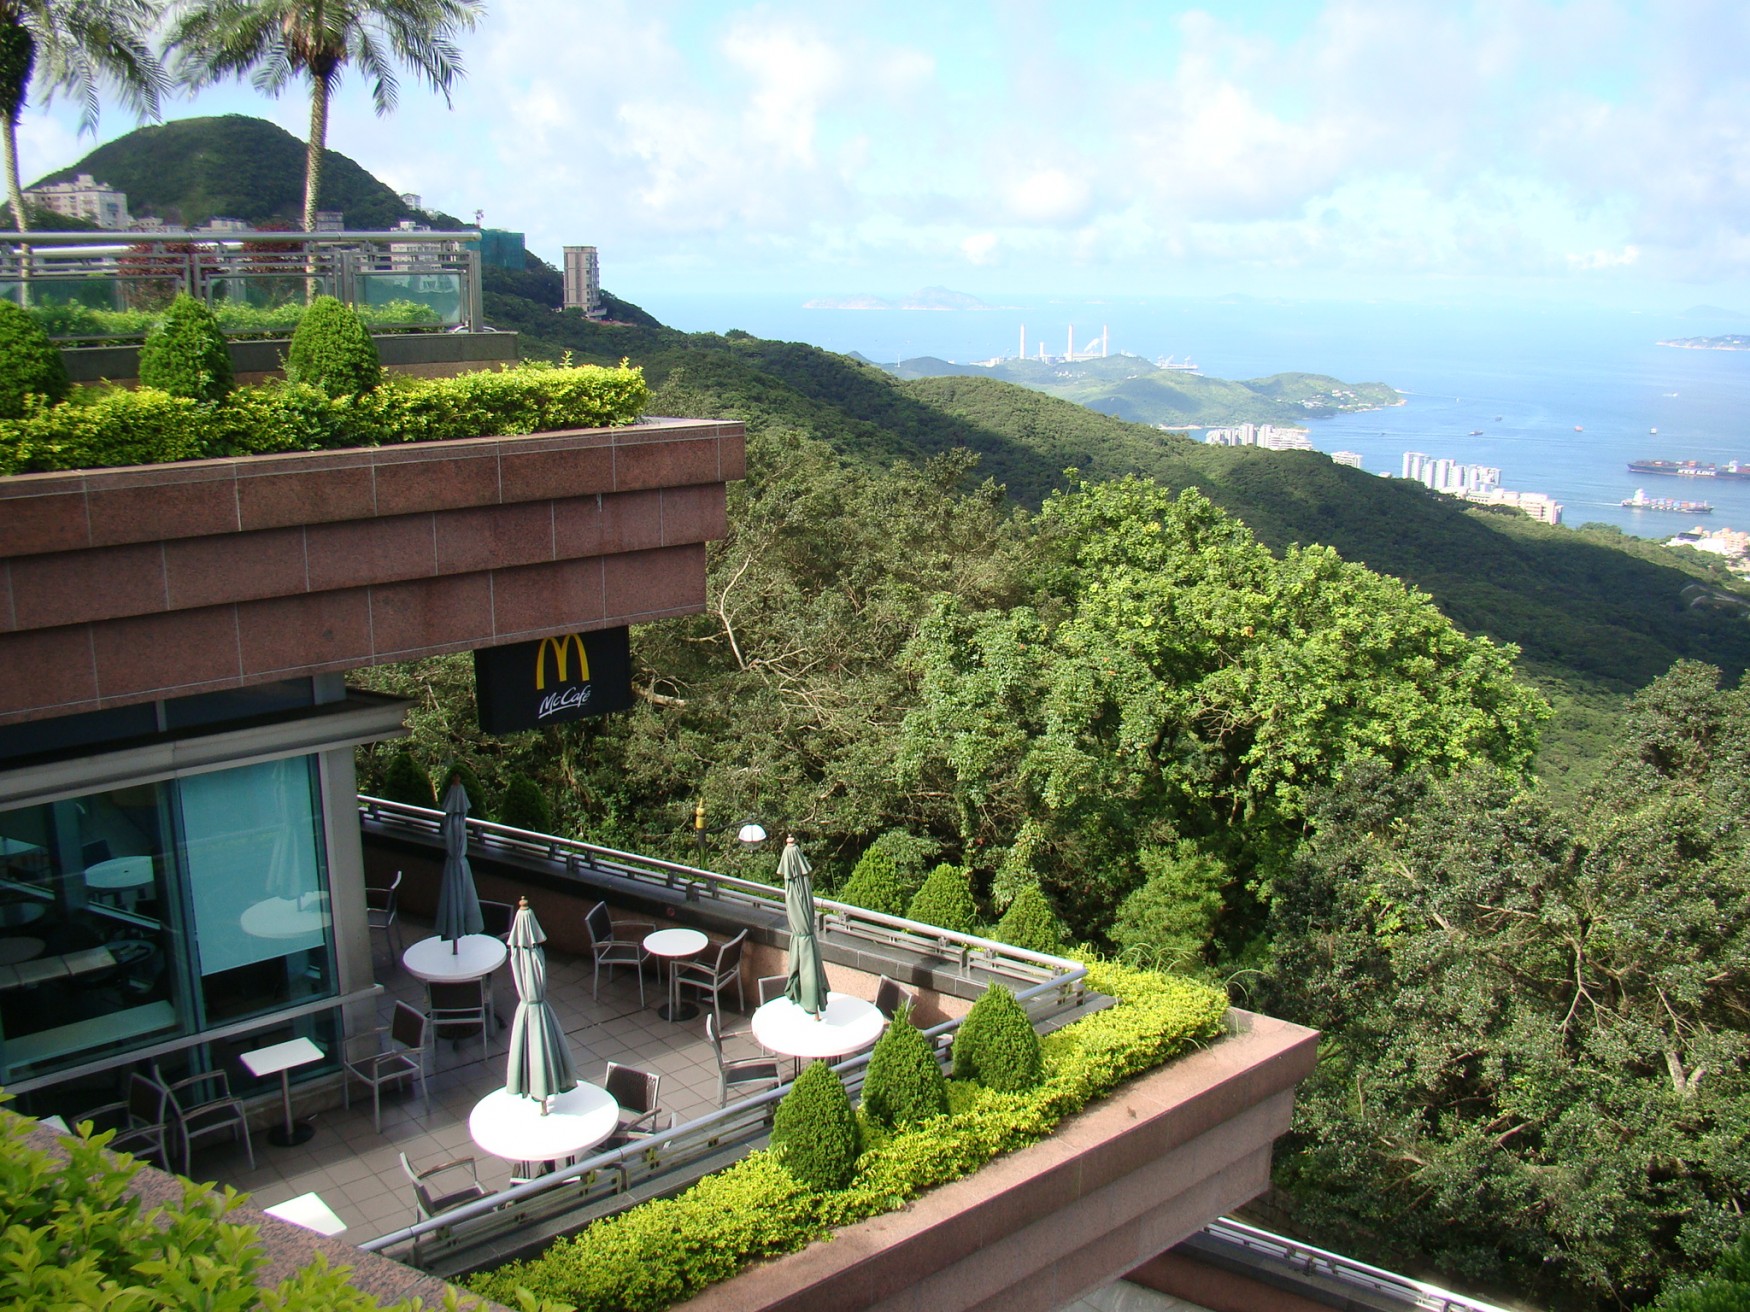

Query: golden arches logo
[[534, 634, 590, 690]]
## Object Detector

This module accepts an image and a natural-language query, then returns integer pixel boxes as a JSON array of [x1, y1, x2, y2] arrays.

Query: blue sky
[[16, 0, 1750, 309]]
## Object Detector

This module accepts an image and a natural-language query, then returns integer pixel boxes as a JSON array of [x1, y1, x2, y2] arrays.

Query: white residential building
[[1204, 424, 1312, 451], [563, 245, 605, 318], [1330, 451, 1364, 469], [26, 173, 129, 229]]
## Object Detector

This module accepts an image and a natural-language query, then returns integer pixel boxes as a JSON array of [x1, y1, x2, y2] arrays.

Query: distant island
[[804, 286, 1002, 311], [1657, 334, 1750, 350], [870, 351, 1402, 429]]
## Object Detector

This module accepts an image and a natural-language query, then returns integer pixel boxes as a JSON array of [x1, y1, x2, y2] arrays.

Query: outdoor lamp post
[[691, 801, 768, 851]]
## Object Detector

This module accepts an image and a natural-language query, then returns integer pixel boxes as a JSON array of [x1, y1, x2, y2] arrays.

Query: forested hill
[[32, 116, 465, 230], [487, 272, 1750, 711]]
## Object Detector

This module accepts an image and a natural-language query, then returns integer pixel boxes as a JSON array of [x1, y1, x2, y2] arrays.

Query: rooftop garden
[[0, 295, 648, 477]]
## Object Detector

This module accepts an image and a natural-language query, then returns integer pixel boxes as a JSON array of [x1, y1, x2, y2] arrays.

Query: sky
[[15, 0, 1750, 310]]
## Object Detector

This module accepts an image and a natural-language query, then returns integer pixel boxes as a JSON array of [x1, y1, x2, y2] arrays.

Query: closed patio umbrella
[[435, 774, 483, 953], [506, 897, 578, 1113], [781, 835, 829, 1017]]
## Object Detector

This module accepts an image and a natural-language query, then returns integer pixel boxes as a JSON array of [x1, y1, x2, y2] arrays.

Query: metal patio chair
[[74, 1072, 173, 1170], [153, 1064, 255, 1176], [675, 928, 748, 1029], [704, 1011, 781, 1106], [583, 900, 650, 1004], [343, 1001, 431, 1130]]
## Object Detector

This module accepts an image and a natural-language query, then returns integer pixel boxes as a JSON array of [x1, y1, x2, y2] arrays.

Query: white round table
[[469, 1082, 620, 1168], [752, 991, 887, 1062], [642, 927, 707, 1022], [240, 895, 330, 939], [402, 933, 508, 983], [85, 856, 155, 908]]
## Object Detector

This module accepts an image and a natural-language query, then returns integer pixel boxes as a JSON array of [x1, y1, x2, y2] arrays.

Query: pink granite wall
[[0, 420, 743, 725]]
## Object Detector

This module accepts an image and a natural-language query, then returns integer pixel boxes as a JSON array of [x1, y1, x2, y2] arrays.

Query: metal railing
[[356, 794, 1086, 995], [1192, 1218, 1521, 1312], [0, 229, 484, 338]]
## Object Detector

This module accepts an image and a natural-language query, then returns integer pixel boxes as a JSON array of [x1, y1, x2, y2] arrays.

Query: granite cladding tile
[[0, 488, 91, 558], [164, 526, 309, 610], [489, 557, 605, 639], [371, 446, 500, 516], [368, 573, 495, 658], [602, 543, 707, 620], [7, 541, 166, 629], [660, 483, 729, 545], [236, 461, 377, 531], [562, 487, 663, 557], [0, 624, 98, 717], [432, 500, 555, 574], [614, 435, 724, 492], [0, 563, 10, 632], [91, 605, 242, 699], [719, 429, 747, 482], [303, 514, 436, 591], [85, 472, 240, 547], [237, 590, 373, 676], [497, 439, 616, 503]]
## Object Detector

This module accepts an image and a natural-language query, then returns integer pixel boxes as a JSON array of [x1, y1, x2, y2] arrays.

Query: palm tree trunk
[[2, 113, 24, 233], [303, 69, 332, 299]]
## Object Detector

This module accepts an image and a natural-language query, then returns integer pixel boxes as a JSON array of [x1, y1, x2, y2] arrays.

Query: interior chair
[[152, 1064, 255, 1176], [704, 1012, 781, 1106], [399, 1151, 487, 1224], [583, 901, 650, 1004], [602, 1062, 673, 1147], [873, 975, 915, 1021], [675, 928, 748, 1030], [365, 869, 403, 961], [757, 974, 787, 1006], [74, 1072, 173, 1170], [478, 899, 516, 943], [426, 978, 492, 1063], [342, 1001, 430, 1130]]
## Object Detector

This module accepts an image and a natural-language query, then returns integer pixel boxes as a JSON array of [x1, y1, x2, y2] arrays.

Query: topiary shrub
[[498, 774, 553, 833], [1111, 841, 1227, 972], [838, 847, 912, 917], [906, 863, 979, 933], [994, 883, 1068, 955], [378, 751, 435, 809], [770, 1059, 862, 1190], [0, 300, 68, 418], [137, 293, 232, 402], [285, 295, 381, 399], [861, 1009, 949, 1129], [951, 984, 1044, 1092]]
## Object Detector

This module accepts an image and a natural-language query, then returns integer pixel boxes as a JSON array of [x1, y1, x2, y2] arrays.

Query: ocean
[[643, 292, 1750, 539]]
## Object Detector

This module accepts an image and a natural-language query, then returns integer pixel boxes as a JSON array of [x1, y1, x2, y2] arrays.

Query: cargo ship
[[1621, 488, 1713, 513], [1626, 458, 1750, 479]]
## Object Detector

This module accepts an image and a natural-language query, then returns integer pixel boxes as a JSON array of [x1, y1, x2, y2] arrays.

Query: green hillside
[[33, 115, 464, 230]]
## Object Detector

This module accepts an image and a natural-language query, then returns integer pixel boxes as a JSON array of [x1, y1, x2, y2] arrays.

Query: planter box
[[0, 418, 743, 725]]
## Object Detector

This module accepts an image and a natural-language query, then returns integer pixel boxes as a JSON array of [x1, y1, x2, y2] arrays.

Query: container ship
[[1626, 458, 1750, 479], [1621, 488, 1713, 513]]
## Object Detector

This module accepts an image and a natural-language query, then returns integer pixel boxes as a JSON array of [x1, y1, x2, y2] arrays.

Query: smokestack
[[1102, 325, 1109, 358], [1019, 324, 1026, 360], [1068, 325, 1075, 361]]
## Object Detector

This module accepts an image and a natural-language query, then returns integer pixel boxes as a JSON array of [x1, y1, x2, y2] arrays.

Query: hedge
[[28, 298, 442, 342], [469, 963, 1228, 1311], [0, 1109, 491, 1311], [0, 358, 651, 475]]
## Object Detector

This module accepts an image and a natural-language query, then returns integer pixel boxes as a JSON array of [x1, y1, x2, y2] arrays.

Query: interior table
[[468, 1082, 620, 1176], [751, 992, 887, 1066], [642, 927, 707, 1022], [85, 856, 155, 910], [0, 936, 43, 966], [241, 1036, 324, 1147], [240, 894, 331, 940]]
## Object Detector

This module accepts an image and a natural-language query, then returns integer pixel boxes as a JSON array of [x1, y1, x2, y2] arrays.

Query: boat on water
[[1651, 427, 1658, 435], [1627, 458, 1750, 479], [1468, 429, 1483, 435], [1574, 424, 1584, 432], [1622, 488, 1713, 513]]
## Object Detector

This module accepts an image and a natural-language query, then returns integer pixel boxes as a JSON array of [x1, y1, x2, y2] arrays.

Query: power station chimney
[[1102, 325, 1109, 358], [1019, 324, 1026, 360], [1068, 325, 1075, 361]]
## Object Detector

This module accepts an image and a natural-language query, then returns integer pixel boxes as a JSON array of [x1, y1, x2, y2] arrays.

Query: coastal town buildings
[[1330, 450, 1364, 468], [1402, 451, 1500, 493], [25, 174, 130, 229], [1463, 486, 1563, 526], [1204, 423, 1312, 450], [1668, 524, 1750, 573]]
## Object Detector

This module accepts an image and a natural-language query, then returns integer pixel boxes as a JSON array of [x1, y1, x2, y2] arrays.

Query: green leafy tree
[[906, 863, 978, 933], [951, 984, 1043, 1093], [0, 298, 64, 414], [166, 0, 483, 232], [0, 0, 166, 232], [860, 1008, 949, 1129], [1654, 1232, 1750, 1310], [137, 292, 232, 401], [1110, 841, 1228, 973], [769, 1059, 861, 1190], [284, 294, 380, 398]]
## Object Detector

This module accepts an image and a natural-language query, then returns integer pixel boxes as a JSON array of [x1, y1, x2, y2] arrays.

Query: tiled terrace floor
[[168, 915, 735, 1244]]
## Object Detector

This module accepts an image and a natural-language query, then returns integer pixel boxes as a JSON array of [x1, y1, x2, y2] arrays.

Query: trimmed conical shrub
[[379, 751, 435, 809], [286, 295, 381, 399], [906, 863, 978, 933], [993, 883, 1067, 954], [138, 293, 232, 402], [839, 847, 911, 917], [770, 1059, 862, 1190], [861, 1009, 949, 1129], [0, 300, 68, 417], [951, 985, 1043, 1092], [498, 775, 553, 833]]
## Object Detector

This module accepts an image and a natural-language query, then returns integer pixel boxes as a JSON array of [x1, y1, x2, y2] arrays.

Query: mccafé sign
[[474, 628, 634, 734]]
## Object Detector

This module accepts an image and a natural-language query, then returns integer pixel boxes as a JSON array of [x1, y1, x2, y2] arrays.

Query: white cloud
[[961, 232, 999, 265]]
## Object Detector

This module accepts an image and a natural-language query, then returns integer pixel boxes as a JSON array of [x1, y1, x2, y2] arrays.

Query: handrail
[[1195, 1217, 1519, 1312], [357, 794, 1086, 993], [358, 970, 1073, 1266]]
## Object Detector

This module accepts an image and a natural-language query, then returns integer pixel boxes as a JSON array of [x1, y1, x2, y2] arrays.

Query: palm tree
[[166, 0, 483, 233], [0, 1, 168, 231]]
